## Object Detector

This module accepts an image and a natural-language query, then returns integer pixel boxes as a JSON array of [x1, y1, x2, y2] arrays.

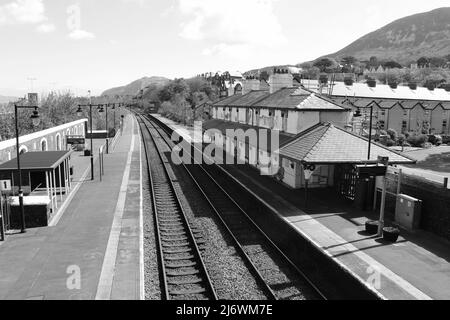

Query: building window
[[290, 162, 295, 170], [402, 121, 408, 131], [381, 110, 386, 116], [443, 120, 447, 128], [403, 110, 408, 117]]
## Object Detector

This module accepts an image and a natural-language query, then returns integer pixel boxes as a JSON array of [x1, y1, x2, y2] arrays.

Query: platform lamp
[[76, 104, 95, 181], [14, 94, 41, 233], [354, 106, 374, 161]]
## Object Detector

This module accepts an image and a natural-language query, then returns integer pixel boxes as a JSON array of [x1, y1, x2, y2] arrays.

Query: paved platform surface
[[0, 113, 143, 300], [158, 114, 450, 300]]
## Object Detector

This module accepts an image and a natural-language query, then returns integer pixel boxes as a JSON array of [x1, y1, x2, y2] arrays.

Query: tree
[[429, 57, 447, 68], [383, 61, 402, 69], [369, 56, 378, 67], [341, 56, 357, 66], [313, 58, 337, 73], [417, 57, 429, 68], [302, 66, 320, 79]]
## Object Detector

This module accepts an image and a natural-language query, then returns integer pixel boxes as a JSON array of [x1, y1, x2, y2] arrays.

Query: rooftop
[[278, 123, 416, 165], [202, 119, 295, 153], [323, 82, 450, 102], [0, 151, 72, 171], [213, 87, 345, 111]]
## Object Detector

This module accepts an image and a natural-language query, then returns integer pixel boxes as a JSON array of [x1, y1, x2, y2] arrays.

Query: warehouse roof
[[278, 123, 416, 165], [0, 151, 72, 171]]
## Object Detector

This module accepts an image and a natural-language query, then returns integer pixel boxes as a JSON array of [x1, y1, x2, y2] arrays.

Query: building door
[[334, 164, 357, 201]]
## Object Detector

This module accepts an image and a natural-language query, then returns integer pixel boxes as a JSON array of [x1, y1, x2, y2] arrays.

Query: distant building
[[304, 80, 450, 135]]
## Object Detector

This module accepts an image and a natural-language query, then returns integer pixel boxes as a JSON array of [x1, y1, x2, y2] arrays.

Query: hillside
[[0, 95, 18, 104], [329, 7, 450, 63], [101, 76, 170, 97]]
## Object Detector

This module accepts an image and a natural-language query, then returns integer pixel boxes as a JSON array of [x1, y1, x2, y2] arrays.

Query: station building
[[203, 72, 415, 195], [0, 119, 87, 164]]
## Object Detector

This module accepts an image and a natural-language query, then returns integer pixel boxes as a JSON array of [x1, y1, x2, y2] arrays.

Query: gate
[[335, 164, 357, 201], [1, 193, 11, 236]]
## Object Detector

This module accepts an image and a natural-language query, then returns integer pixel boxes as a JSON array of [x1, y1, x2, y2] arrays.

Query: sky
[[0, 0, 449, 97]]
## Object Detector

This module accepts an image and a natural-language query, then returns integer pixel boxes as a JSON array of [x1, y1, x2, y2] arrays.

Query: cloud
[[0, 0, 47, 25], [68, 29, 96, 40], [178, 0, 287, 56], [36, 22, 55, 33]]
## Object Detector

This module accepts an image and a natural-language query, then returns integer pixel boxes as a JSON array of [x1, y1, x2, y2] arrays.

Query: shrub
[[385, 139, 396, 147], [387, 128, 398, 141], [407, 134, 429, 147], [397, 134, 406, 146]]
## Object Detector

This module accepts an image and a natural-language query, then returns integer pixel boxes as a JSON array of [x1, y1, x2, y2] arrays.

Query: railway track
[[136, 114, 217, 301], [145, 114, 326, 301]]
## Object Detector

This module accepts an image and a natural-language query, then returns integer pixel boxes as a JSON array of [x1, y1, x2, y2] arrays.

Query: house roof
[[213, 88, 345, 111], [213, 94, 247, 107], [213, 90, 270, 107], [327, 82, 450, 102], [227, 90, 270, 107], [278, 123, 415, 165], [0, 151, 72, 172], [202, 119, 296, 153]]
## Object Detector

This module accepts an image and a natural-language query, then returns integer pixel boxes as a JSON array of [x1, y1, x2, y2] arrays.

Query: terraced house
[[313, 81, 450, 135]]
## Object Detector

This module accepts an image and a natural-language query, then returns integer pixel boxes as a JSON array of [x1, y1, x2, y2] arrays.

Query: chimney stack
[[242, 76, 261, 95], [268, 68, 293, 94]]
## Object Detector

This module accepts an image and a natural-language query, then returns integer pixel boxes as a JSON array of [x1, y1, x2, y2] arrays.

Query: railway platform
[[155, 114, 450, 300], [0, 114, 143, 300]]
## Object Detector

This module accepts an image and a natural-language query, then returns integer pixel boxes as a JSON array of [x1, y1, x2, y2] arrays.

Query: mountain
[[329, 7, 450, 63], [101, 76, 170, 97]]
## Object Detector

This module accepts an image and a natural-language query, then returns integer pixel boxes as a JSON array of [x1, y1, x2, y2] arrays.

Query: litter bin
[[84, 149, 91, 157]]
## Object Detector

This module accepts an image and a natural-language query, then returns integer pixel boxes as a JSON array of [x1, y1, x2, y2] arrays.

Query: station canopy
[[0, 151, 73, 172], [278, 123, 416, 165]]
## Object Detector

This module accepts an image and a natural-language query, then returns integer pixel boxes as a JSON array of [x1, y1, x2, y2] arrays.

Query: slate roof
[[213, 94, 247, 107], [328, 82, 450, 102], [0, 151, 72, 171], [213, 88, 345, 111], [227, 90, 270, 107], [202, 119, 296, 153], [278, 123, 415, 165]]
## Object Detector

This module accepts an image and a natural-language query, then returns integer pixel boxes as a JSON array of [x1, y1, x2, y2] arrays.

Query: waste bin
[[395, 194, 422, 230]]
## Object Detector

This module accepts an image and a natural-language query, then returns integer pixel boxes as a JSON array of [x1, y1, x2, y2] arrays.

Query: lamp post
[[354, 105, 374, 160], [101, 104, 109, 154], [112, 104, 116, 133], [14, 97, 41, 233], [77, 102, 104, 180]]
